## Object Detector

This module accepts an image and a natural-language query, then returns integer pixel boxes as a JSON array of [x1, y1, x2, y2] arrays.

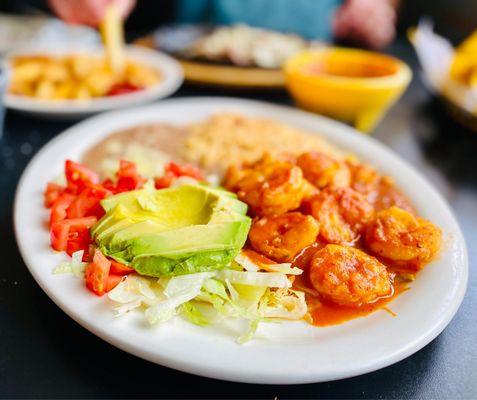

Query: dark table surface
[[1, 39, 476, 399]]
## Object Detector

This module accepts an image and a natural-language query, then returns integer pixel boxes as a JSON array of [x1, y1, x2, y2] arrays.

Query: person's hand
[[333, 0, 397, 49], [48, 0, 136, 26]]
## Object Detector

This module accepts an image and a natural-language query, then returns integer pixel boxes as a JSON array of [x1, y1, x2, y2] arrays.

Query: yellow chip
[[100, 4, 125, 73]]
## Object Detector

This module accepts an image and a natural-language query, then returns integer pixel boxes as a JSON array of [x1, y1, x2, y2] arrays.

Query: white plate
[[4, 46, 183, 119], [14, 97, 468, 384]]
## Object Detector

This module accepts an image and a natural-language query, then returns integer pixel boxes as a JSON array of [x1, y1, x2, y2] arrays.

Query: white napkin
[[0, 14, 100, 55], [411, 19, 477, 114]]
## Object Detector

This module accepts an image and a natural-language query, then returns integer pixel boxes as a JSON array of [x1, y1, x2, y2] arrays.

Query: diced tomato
[[66, 227, 93, 257], [83, 244, 96, 262], [50, 216, 97, 252], [109, 260, 135, 275], [154, 162, 205, 189], [65, 160, 99, 194], [44, 182, 65, 208], [154, 173, 175, 189], [166, 162, 204, 181], [66, 184, 111, 219], [102, 178, 116, 192], [107, 82, 141, 96], [100, 161, 146, 194], [50, 222, 69, 252], [115, 160, 146, 193], [105, 274, 124, 292], [50, 193, 76, 227], [85, 249, 111, 296]]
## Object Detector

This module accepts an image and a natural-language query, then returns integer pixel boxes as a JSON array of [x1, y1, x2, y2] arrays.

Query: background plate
[[4, 46, 183, 119], [135, 35, 285, 89], [14, 97, 468, 384]]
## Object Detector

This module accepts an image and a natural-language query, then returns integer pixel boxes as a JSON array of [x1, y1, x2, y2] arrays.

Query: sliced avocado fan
[[92, 184, 251, 277]]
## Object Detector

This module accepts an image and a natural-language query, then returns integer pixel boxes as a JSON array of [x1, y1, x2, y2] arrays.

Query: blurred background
[[0, 0, 476, 42]]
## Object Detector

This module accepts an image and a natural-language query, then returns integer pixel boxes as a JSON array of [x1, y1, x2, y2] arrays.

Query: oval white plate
[[14, 97, 468, 384], [4, 46, 183, 119]]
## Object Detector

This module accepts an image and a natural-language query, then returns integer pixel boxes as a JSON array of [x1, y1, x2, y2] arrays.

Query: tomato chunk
[[110, 260, 135, 275], [102, 178, 116, 192], [85, 249, 111, 296], [154, 173, 175, 189], [66, 227, 92, 257], [166, 162, 204, 181], [65, 160, 99, 194], [154, 162, 205, 189], [50, 193, 76, 227], [115, 160, 146, 193], [44, 182, 65, 208], [66, 184, 110, 219], [107, 82, 141, 96], [105, 274, 124, 292], [50, 216, 97, 252]]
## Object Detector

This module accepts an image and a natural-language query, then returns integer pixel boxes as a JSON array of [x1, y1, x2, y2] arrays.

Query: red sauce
[[305, 60, 397, 79], [294, 271, 409, 327], [107, 82, 142, 96]]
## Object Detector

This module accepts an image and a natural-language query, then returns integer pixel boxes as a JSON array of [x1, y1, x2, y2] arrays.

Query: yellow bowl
[[284, 48, 412, 132]]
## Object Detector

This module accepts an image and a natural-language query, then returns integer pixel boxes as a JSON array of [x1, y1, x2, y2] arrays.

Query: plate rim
[[14, 97, 468, 384]]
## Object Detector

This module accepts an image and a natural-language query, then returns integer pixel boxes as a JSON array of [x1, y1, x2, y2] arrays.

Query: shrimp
[[373, 177, 415, 214], [223, 153, 276, 192], [302, 178, 320, 200], [230, 159, 307, 216], [223, 164, 247, 192], [249, 212, 320, 262], [365, 206, 442, 267], [347, 159, 380, 201], [297, 152, 351, 189], [347, 160, 414, 213], [309, 244, 394, 307], [309, 187, 375, 244]]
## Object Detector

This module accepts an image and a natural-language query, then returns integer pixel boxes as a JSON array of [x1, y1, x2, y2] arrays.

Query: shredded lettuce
[[234, 252, 303, 275], [53, 251, 88, 277], [234, 253, 259, 271], [237, 319, 260, 344], [108, 275, 159, 316], [216, 269, 291, 288], [106, 250, 308, 342], [202, 278, 229, 299], [259, 288, 307, 320], [164, 272, 215, 297], [180, 301, 209, 326], [145, 272, 215, 324]]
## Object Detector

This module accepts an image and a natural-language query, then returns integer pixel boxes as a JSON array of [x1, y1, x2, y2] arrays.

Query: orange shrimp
[[229, 158, 307, 216], [365, 206, 441, 267], [347, 159, 380, 201], [297, 152, 351, 189], [309, 187, 375, 244], [309, 244, 394, 307], [249, 212, 320, 262]]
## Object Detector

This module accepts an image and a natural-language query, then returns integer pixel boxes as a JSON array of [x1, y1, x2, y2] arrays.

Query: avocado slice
[[95, 184, 251, 277]]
